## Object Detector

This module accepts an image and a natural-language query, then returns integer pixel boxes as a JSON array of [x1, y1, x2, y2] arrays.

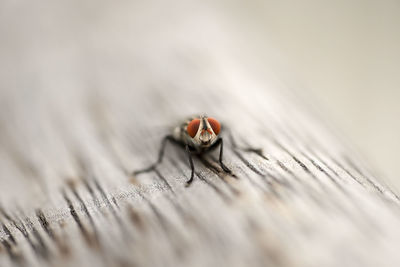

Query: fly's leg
[[227, 129, 267, 160], [215, 137, 232, 174], [185, 144, 195, 186], [132, 135, 175, 175]]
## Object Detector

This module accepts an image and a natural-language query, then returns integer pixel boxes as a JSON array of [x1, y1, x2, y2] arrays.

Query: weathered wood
[[1, 1, 400, 267]]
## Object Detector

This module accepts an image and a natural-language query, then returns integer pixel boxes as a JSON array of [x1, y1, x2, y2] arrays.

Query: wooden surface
[[1, 1, 400, 267]]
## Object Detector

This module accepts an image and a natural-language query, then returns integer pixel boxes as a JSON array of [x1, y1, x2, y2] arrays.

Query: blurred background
[[0, 0, 399, 190], [224, 0, 400, 190]]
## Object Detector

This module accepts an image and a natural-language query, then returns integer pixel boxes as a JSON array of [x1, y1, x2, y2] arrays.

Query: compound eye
[[187, 119, 200, 138], [208, 118, 221, 135]]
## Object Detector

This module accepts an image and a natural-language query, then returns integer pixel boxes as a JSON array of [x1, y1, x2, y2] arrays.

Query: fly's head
[[187, 115, 221, 148]]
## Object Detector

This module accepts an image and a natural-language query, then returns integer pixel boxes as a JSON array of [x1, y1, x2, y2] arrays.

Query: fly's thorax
[[172, 125, 182, 141]]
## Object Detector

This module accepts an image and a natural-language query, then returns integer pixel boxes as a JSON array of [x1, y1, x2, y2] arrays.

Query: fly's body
[[133, 114, 231, 186]]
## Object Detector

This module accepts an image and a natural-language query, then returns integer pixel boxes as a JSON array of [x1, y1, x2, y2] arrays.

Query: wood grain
[[1, 1, 400, 266]]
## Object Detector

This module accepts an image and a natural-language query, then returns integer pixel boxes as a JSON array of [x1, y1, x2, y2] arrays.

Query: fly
[[133, 115, 262, 186]]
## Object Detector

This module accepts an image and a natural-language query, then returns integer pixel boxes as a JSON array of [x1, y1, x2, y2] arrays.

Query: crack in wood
[[62, 191, 99, 249]]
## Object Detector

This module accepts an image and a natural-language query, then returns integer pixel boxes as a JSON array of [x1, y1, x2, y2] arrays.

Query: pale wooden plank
[[1, 1, 400, 267]]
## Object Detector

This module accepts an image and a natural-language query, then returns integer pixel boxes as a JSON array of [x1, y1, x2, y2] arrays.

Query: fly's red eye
[[187, 119, 200, 138], [208, 118, 221, 135]]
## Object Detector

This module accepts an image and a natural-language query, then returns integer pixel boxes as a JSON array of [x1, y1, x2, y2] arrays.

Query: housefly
[[133, 115, 261, 186]]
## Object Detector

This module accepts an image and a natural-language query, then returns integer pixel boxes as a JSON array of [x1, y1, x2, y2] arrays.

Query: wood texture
[[1, 1, 400, 267]]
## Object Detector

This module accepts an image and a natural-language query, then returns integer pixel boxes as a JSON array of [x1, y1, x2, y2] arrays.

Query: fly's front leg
[[132, 135, 174, 175], [185, 144, 195, 186], [215, 137, 232, 174]]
